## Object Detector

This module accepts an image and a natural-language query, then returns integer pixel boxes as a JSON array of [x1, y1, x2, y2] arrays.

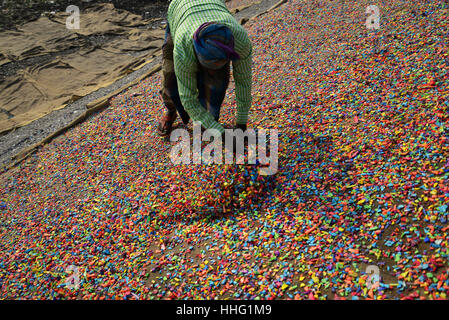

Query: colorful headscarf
[[193, 22, 240, 70]]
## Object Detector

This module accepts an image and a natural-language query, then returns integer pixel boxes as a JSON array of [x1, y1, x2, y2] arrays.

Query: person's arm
[[232, 39, 252, 128], [174, 49, 226, 134]]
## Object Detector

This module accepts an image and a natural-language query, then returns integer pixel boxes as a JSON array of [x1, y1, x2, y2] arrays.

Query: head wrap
[[193, 22, 240, 70]]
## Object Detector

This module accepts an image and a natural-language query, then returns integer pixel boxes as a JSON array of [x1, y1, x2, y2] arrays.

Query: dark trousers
[[160, 26, 230, 124]]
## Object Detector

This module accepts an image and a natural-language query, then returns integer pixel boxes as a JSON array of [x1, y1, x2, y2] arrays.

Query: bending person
[[157, 0, 253, 139]]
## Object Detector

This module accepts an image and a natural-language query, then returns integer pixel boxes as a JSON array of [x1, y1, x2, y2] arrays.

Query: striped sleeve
[[232, 28, 252, 125]]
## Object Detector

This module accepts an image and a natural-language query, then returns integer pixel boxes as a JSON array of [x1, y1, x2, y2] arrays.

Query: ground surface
[[0, 0, 448, 300]]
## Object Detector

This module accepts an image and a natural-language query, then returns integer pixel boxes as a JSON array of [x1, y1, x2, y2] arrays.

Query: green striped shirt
[[167, 0, 253, 134]]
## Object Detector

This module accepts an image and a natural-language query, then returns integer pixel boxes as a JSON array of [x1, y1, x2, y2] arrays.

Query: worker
[[157, 0, 253, 141]]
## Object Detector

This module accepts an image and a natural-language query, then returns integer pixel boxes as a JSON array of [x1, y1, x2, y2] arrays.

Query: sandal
[[157, 111, 177, 136]]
